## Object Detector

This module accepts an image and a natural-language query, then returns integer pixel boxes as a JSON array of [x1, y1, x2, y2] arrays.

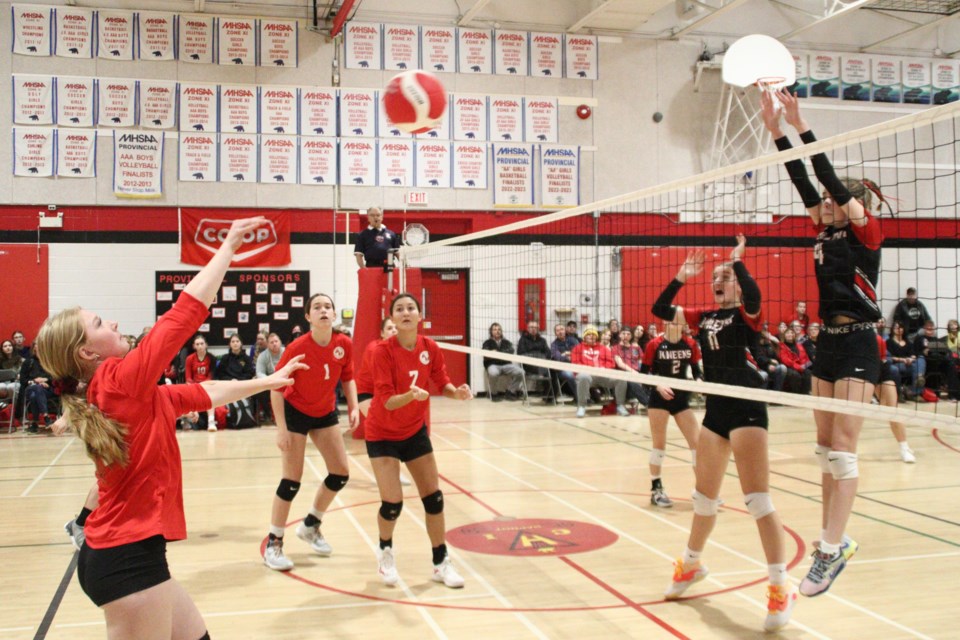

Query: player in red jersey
[[35, 218, 306, 640], [365, 293, 472, 589], [184, 334, 217, 430], [263, 293, 359, 571]]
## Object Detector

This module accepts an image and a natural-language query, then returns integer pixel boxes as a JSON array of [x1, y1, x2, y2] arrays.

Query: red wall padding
[[0, 244, 49, 342]]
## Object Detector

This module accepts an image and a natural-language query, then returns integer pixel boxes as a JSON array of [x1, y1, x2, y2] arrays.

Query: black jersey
[[354, 225, 400, 267], [642, 334, 701, 379], [684, 306, 764, 388], [813, 213, 882, 323]]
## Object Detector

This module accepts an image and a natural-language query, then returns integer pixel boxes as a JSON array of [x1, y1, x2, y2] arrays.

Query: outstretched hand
[[759, 90, 782, 136], [677, 249, 705, 283], [223, 217, 268, 253], [264, 355, 309, 389], [730, 234, 747, 262], [777, 89, 806, 131], [453, 384, 473, 401]]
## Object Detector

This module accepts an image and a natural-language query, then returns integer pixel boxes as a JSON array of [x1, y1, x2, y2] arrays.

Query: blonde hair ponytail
[[61, 394, 128, 467]]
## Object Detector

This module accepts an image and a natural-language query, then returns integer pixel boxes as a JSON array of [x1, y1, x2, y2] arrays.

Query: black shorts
[[702, 395, 768, 439], [357, 392, 373, 402], [366, 425, 433, 462], [648, 389, 692, 415], [78, 535, 170, 607], [811, 323, 880, 384], [284, 403, 339, 435]]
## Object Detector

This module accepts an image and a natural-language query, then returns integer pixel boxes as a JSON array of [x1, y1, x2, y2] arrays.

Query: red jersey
[[571, 343, 616, 370], [365, 335, 451, 441], [85, 292, 212, 549], [184, 352, 214, 383], [642, 335, 701, 379], [877, 334, 887, 360], [356, 340, 381, 396], [277, 331, 354, 416]]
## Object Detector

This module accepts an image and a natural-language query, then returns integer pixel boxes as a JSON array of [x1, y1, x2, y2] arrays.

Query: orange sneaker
[[764, 583, 798, 631], [664, 558, 709, 599]]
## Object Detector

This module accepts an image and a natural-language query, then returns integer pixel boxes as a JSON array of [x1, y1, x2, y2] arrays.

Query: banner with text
[[113, 132, 164, 197], [219, 133, 258, 182], [260, 19, 298, 67], [493, 144, 534, 207], [458, 28, 492, 74], [13, 128, 55, 177], [56, 77, 96, 127], [903, 61, 931, 104], [452, 93, 487, 140], [384, 23, 419, 71], [421, 26, 456, 73], [524, 97, 558, 143], [56, 7, 94, 58], [299, 138, 336, 185], [12, 5, 52, 56], [339, 140, 376, 186], [97, 10, 135, 60], [300, 88, 337, 136], [179, 209, 291, 267], [138, 12, 175, 60], [179, 14, 216, 63], [98, 78, 137, 127], [180, 83, 219, 132], [13, 75, 55, 125], [564, 35, 598, 79], [260, 87, 298, 134], [344, 22, 381, 69], [179, 133, 218, 181], [221, 85, 259, 133], [494, 30, 528, 76], [57, 129, 97, 178], [259, 135, 298, 184], [490, 97, 523, 142], [139, 80, 178, 129], [540, 145, 580, 207], [339, 89, 377, 137], [453, 141, 487, 189], [378, 139, 414, 187], [415, 142, 451, 188], [530, 32, 562, 78], [219, 17, 256, 65]]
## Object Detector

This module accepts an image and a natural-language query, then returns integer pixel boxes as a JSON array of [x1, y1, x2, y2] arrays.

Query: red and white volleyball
[[382, 70, 447, 134]]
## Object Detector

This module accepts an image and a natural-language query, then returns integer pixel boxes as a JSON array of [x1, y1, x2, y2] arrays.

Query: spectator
[[1, 339, 23, 403], [892, 287, 932, 339], [913, 320, 958, 400], [290, 325, 304, 342], [185, 335, 217, 430], [802, 322, 820, 362], [571, 326, 628, 418], [875, 317, 889, 340], [776, 321, 788, 342], [216, 334, 256, 382], [482, 323, 524, 402], [600, 329, 612, 347], [647, 322, 661, 339], [789, 319, 805, 338], [792, 301, 810, 332], [256, 333, 285, 378], [249, 330, 269, 362], [550, 323, 577, 396], [11, 330, 30, 358], [779, 327, 812, 394], [517, 321, 551, 377], [946, 319, 960, 355], [565, 320, 581, 344], [632, 324, 651, 353], [612, 328, 650, 408], [752, 331, 787, 392], [22, 345, 57, 432], [354, 206, 400, 269], [607, 319, 621, 336], [887, 321, 921, 399]]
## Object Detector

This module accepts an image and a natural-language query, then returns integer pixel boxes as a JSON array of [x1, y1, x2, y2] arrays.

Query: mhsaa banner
[[179, 209, 291, 267]]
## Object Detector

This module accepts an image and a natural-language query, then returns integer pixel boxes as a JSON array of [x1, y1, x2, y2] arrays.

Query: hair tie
[[58, 376, 79, 395]]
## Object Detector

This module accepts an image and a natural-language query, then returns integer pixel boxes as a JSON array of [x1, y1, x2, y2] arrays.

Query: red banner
[[180, 209, 291, 267]]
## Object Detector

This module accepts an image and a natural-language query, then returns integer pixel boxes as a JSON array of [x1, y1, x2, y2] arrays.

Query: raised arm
[[761, 90, 823, 225], [731, 235, 761, 318], [184, 217, 268, 307], [652, 249, 703, 326]]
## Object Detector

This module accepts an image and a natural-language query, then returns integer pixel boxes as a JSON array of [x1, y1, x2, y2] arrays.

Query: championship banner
[[300, 87, 336, 136], [139, 80, 178, 129], [57, 129, 97, 178], [932, 61, 958, 104], [415, 141, 451, 188], [378, 139, 414, 187], [56, 7, 94, 58], [421, 25, 456, 73], [379, 101, 412, 138], [530, 32, 562, 78], [810, 53, 840, 98], [458, 28, 492, 74], [260, 87, 298, 134], [219, 133, 258, 182], [490, 96, 523, 142], [344, 21, 381, 69], [113, 131, 164, 198], [259, 135, 298, 184], [383, 23, 419, 71], [218, 17, 256, 66], [494, 30, 528, 76], [56, 77, 96, 127], [540, 145, 580, 208], [903, 61, 931, 105], [179, 83, 219, 132], [179, 133, 217, 181], [339, 140, 376, 186], [339, 89, 377, 137], [13, 75, 55, 125], [97, 10, 135, 60], [524, 97, 558, 143], [179, 14, 215, 63], [493, 144, 534, 207], [564, 34, 598, 79], [841, 56, 870, 101], [179, 210, 291, 267], [13, 128, 55, 177], [12, 5, 52, 56], [98, 78, 137, 128], [299, 138, 336, 185], [453, 141, 487, 189], [138, 12, 175, 60], [220, 85, 259, 133], [872, 58, 901, 103], [452, 94, 488, 140], [259, 19, 297, 67], [790, 54, 809, 98], [416, 109, 449, 140]]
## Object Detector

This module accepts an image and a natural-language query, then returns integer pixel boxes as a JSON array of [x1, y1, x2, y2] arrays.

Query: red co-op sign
[[180, 211, 291, 266]]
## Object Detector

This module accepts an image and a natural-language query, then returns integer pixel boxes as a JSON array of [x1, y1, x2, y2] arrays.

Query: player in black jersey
[[640, 321, 702, 508], [653, 235, 797, 632], [762, 89, 886, 598]]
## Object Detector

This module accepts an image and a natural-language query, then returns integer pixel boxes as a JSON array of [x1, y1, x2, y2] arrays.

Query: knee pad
[[421, 490, 444, 515], [649, 449, 666, 467], [814, 445, 831, 474], [744, 492, 775, 520], [828, 451, 859, 480], [379, 501, 403, 521], [691, 490, 719, 516], [276, 478, 301, 502], [197, 633, 210, 640], [324, 473, 349, 492]]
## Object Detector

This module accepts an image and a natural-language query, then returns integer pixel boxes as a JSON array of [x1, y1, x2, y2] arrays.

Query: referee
[[354, 207, 401, 269]]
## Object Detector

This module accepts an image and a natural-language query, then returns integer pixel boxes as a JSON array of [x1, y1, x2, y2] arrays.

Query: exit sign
[[405, 190, 429, 206]]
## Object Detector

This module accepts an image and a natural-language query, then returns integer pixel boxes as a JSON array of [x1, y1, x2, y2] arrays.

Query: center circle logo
[[446, 518, 618, 557], [419, 351, 430, 364], [333, 346, 345, 360]]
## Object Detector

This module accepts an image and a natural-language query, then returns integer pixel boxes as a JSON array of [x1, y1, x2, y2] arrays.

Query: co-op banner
[[179, 209, 291, 267]]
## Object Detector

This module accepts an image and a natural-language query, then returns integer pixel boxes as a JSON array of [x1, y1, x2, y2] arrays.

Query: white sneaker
[[616, 404, 629, 416], [900, 447, 916, 463], [764, 583, 798, 632], [378, 547, 399, 586], [207, 422, 217, 432], [64, 519, 85, 550], [295, 522, 332, 556], [575, 406, 587, 418], [432, 555, 465, 588], [664, 559, 708, 599], [400, 474, 412, 487], [263, 538, 294, 571]]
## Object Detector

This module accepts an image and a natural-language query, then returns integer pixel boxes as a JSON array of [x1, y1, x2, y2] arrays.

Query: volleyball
[[382, 70, 447, 134]]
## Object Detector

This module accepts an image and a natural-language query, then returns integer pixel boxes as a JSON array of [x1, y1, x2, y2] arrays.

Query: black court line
[[0, 541, 75, 550], [34, 551, 78, 640]]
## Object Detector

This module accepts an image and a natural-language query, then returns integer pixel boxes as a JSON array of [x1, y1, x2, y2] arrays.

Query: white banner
[[259, 135, 297, 184], [453, 141, 487, 189], [383, 23, 419, 71], [113, 131, 164, 197], [13, 75, 55, 125], [219, 133, 258, 182], [344, 21, 381, 69], [841, 56, 870, 101], [452, 94, 488, 140], [179, 133, 218, 181], [220, 85, 259, 133], [179, 83, 219, 132], [98, 10, 135, 60], [300, 87, 337, 136], [57, 129, 97, 177], [138, 12, 175, 60], [56, 7, 94, 58], [13, 128, 55, 176], [421, 26, 456, 73], [415, 141, 451, 188], [139, 80, 178, 129], [490, 96, 523, 142], [12, 5, 52, 56], [872, 57, 901, 103], [339, 140, 376, 186], [378, 139, 414, 187], [339, 89, 377, 137], [540, 145, 579, 207], [810, 54, 839, 98], [98, 78, 137, 127], [56, 77, 96, 127], [792, 54, 809, 98], [933, 61, 959, 104], [260, 19, 297, 67], [524, 97, 558, 143], [903, 61, 931, 104], [416, 109, 449, 140], [219, 17, 256, 66], [493, 144, 534, 207], [179, 14, 216, 63], [261, 87, 298, 134], [299, 137, 336, 185], [458, 28, 492, 74], [495, 30, 528, 76], [564, 34, 598, 79], [530, 32, 562, 78]]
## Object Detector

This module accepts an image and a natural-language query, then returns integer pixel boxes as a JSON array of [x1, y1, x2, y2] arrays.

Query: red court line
[[440, 473, 504, 517], [933, 428, 960, 454]]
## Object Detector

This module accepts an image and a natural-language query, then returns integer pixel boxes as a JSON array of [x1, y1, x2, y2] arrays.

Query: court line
[[932, 428, 960, 454], [20, 439, 74, 497], [33, 550, 78, 640], [712, 549, 960, 577]]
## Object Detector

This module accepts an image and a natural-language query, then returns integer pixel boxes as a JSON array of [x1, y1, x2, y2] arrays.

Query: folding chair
[[0, 370, 18, 433]]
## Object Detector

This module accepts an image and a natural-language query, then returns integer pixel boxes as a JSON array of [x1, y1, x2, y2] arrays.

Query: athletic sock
[[303, 508, 323, 528], [768, 563, 787, 586], [269, 525, 285, 539], [899, 441, 911, 451], [432, 544, 447, 565], [379, 538, 392, 550], [819, 540, 841, 556], [76, 507, 92, 527], [682, 547, 701, 566]]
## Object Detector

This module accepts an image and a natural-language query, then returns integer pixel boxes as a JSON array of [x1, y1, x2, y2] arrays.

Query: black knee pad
[[421, 490, 444, 515], [276, 478, 301, 502], [324, 473, 349, 492], [379, 501, 403, 521], [197, 633, 210, 640]]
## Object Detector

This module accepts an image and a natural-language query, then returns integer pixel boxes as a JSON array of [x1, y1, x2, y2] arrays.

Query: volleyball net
[[400, 99, 960, 430]]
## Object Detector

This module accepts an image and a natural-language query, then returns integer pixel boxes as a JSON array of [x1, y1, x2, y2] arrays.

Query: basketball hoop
[[722, 35, 795, 89]]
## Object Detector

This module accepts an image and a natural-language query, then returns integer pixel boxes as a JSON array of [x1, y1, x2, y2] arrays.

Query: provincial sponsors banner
[[179, 14, 216, 63], [219, 17, 256, 66], [179, 209, 291, 267], [56, 77, 96, 127], [841, 56, 870, 101], [421, 25, 456, 73], [530, 32, 562, 78], [139, 80, 178, 129], [903, 61, 931, 105], [378, 139, 414, 187], [540, 145, 580, 208], [872, 58, 901, 103], [453, 141, 487, 189], [458, 28, 492, 74], [221, 85, 259, 133], [261, 87, 298, 134], [339, 139, 376, 186], [490, 96, 523, 142], [13, 128, 55, 177], [56, 7, 94, 58], [494, 30, 528, 76], [383, 23, 419, 71], [98, 78, 137, 127], [98, 10, 135, 60], [180, 82, 219, 132], [178, 133, 218, 181], [259, 135, 298, 184], [299, 137, 336, 185], [524, 97, 558, 143], [113, 131, 165, 198], [452, 94, 488, 141], [300, 87, 337, 136], [415, 141, 451, 188], [13, 75, 55, 125], [339, 89, 377, 137], [344, 21, 382, 69], [57, 129, 97, 178], [138, 12, 175, 60], [564, 34, 598, 79], [493, 144, 534, 207], [219, 133, 258, 182], [12, 5, 53, 56], [260, 19, 298, 67]]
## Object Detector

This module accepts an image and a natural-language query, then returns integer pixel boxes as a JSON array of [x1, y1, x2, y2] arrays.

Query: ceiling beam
[[458, 0, 493, 26], [862, 12, 960, 52], [569, 0, 617, 33], [670, 0, 753, 39], [779, 0, 875, 41]]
